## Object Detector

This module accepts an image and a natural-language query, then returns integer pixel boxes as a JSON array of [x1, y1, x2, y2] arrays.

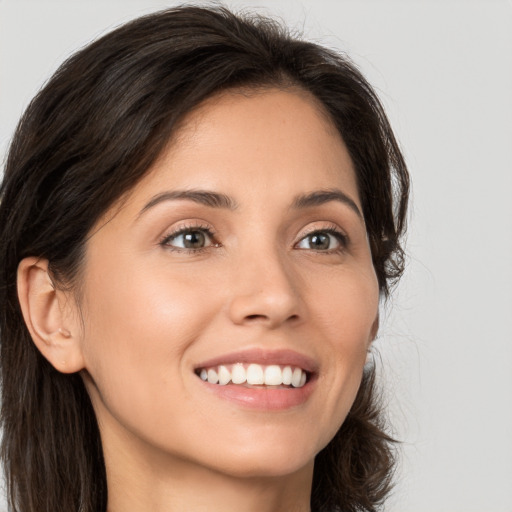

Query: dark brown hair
[[0, 5, 409, 512]]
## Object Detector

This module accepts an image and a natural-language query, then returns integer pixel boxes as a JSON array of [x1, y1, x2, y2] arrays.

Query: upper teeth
[[198, 363, 308, 388]]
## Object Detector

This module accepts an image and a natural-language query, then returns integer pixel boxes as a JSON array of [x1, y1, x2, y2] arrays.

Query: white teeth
[[246, 364, 264, 385], [264, 365, 282, 386], [198, 363, 309, 388], [207, 368, 218, 384], [231, 363, 246, 384], [218, 365, 231, 385], [291, 367, 303, 388], [282, 366, 292, 385]]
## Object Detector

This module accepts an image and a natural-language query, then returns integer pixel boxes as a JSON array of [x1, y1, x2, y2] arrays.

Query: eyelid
[[297, 222, 348, 240], [294, 223, 349, 250], [159, 222, 219, 251]]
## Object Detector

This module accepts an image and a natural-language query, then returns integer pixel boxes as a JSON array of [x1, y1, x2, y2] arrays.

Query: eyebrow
[[138, 187, 362, 219], [139, 189, 238, 217], [292, 189, 363, 218]]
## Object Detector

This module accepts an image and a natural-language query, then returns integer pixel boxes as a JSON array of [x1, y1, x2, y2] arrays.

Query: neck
[[107, 465, 313, 512], [102, 422, 313, 512]]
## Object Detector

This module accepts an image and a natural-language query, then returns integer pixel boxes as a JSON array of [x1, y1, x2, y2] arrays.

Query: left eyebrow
[[292, 189, 363, 219], [138, 189, 239, 218]]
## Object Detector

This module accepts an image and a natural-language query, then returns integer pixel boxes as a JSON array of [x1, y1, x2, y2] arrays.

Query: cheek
[[308, 264, 379, 346], [82, 257, 220, 353], [78, 260, 221, 415], [306, 266, 379, 439]]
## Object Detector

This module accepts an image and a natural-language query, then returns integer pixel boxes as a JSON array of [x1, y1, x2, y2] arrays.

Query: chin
[[197, 431, 322, 479], [219, 452, 315, 479]]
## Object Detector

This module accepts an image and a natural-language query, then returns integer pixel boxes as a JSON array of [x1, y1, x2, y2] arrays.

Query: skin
[[18, 88, 379, 512]]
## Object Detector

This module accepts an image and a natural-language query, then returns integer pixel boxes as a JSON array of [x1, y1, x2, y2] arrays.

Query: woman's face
[[77, 88, 379, 479]]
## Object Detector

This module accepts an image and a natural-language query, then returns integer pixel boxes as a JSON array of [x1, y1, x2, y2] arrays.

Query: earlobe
[[370, 312, 379, 344], [365, 313, 380, 366], [17, 257, 85, 374]]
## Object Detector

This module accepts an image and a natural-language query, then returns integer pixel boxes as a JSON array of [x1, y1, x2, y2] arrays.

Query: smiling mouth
[[195, 363, 309, 388]]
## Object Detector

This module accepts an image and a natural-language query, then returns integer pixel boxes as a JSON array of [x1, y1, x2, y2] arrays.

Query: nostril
[[245, 314, 268, 321], [244, 313, 299, 323]]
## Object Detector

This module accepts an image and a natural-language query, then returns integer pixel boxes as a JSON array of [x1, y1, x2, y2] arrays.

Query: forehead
[[119, 88, 360, 215]]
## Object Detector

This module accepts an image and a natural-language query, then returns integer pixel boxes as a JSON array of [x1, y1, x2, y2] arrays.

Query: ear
[[17, 257, 85, 374], [369, 312, 380, 343], [365, 313, 380, 366]]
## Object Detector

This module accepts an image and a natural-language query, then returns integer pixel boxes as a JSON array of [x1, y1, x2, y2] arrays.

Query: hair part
[[0, 5, 408, 512]]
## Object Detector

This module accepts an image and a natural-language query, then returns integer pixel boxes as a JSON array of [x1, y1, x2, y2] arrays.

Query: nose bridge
[[228, 240, 302, 327]]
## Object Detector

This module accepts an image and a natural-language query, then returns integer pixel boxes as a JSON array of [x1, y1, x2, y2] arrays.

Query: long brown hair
[[0, 5, 409, 512]]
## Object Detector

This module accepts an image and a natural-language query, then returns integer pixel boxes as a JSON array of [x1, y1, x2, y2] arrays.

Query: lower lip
[[198, 378, 316, 410]]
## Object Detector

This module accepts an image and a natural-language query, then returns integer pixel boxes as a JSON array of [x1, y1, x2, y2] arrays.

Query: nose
[[227, 250, 304, 329]]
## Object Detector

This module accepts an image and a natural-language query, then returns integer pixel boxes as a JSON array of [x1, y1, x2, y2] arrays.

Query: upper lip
[[194, 348, 319, 373]]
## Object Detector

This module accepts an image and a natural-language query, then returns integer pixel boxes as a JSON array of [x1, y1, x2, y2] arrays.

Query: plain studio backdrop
[[1, 1, 511, 511]]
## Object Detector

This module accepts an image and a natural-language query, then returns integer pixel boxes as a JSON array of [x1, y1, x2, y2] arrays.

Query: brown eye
[[307, 233, 330, 250], [162, 228, 215, 250], [296, 230, 345, 251], [181, 230, 207, 248]]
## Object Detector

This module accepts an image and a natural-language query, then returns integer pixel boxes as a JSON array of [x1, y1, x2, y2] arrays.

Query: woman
[[0, 5, 409, 512]]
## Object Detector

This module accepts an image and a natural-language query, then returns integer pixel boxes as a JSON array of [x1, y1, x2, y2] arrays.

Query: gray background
[[1, 1, 511, 511]]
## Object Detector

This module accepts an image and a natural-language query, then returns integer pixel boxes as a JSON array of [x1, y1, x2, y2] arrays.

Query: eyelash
[[159, 223, 219, 253], [295, 225, 349, 254], [159, 223, 349, 253]]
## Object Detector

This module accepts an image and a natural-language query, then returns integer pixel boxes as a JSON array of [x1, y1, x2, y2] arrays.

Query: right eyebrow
[[292, 189, 363, 219], [137, 189, 239, 219]]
